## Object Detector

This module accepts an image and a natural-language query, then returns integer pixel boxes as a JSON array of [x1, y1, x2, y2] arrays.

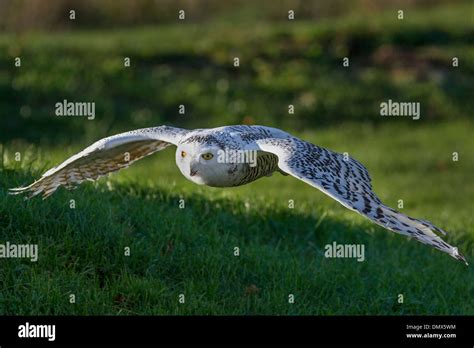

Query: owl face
[[175, 144, 233, 186]]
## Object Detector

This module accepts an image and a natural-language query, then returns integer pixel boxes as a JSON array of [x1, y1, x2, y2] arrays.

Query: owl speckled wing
[[9, 126, 188, 199], [254, 136, 467, 264]]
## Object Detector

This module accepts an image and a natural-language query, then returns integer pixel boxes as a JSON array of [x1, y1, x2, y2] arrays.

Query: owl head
[[175, 142, 239, 187]]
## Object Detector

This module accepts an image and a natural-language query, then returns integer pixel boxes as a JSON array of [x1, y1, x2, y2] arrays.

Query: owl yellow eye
[[201, 153, 214, 160], [181, 151, 187, 158]]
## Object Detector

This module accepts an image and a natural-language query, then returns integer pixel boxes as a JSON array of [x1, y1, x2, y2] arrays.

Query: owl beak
[[190, 168, 198, 177]]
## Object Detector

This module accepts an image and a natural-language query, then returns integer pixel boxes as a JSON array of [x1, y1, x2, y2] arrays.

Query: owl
[[9, 125, 467, 264]]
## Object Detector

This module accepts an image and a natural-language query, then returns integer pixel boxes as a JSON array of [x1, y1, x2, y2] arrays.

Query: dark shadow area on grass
[[1, 168, 473, 315]]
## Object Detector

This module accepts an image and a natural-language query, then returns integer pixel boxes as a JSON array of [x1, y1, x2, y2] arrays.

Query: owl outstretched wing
[[254, 136, 467, 264], [9, 126, 188, 199]]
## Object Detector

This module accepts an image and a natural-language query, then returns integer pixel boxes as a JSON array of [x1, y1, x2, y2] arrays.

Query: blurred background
[[0, 0, 473, 145], [1, 1, 474, 315]]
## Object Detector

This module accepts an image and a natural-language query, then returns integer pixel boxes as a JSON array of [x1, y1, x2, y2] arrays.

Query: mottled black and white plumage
[[9, 125, 467, 264]]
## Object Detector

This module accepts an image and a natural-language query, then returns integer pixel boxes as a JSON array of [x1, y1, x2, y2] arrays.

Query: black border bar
[[0, 315, 473, 345]]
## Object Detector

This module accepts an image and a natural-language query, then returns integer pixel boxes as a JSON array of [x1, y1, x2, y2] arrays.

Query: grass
[[0, 1, 473, 315], [1, 120, 473, 315], [1, 2, 474, 144]]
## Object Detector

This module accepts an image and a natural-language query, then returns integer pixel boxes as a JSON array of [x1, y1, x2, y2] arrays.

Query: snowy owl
[[9, 125, 467, 264]]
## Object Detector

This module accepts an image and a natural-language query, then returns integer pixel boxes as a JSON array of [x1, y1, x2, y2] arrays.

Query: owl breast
[[229, 152, 280, 187]]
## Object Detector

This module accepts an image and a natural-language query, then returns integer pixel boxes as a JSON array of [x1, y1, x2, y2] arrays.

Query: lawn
[[0, 1, 473, 315], [1, 120, 473, 315], [1, 2, 473, 143]]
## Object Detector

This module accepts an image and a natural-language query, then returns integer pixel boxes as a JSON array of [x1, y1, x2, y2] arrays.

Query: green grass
[[1, 2, 474, 144], [1, 120, 473, 315], [0, 1, 473, 315]]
